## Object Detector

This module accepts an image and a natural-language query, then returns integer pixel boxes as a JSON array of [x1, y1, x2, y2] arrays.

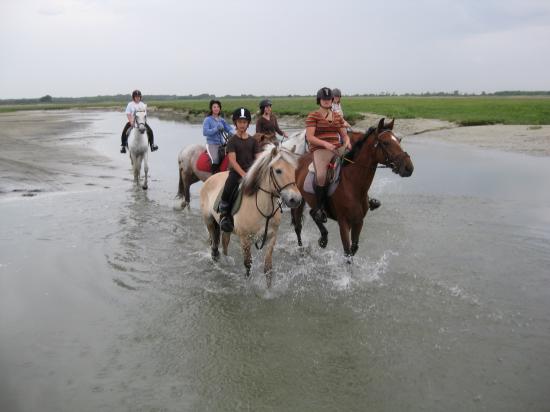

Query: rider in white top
[[331, 88, 351, 130], [120, 90, 158, 153]]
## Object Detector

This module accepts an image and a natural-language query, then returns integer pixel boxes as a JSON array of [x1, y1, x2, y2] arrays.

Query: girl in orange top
[[305, 87, 352, 223]]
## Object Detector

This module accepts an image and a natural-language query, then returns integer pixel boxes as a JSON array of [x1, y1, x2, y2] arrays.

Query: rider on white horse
[[120, 90, 158, 154]]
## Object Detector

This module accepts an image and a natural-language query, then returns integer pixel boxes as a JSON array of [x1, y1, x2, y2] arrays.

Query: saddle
[[196, 150, 230, 173], [304, 147, 346, 196], [213, 183, 244, 216]]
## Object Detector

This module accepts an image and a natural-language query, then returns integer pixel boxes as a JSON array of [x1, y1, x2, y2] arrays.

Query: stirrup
[[220, 215, 234, 232], [310, 208, 327, 223]]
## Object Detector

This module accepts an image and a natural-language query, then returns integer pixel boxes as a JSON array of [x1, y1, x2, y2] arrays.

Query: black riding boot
[[369, 197, 381, 210], [219, 200, 234, 232], [121, 123, 130, 153], [146, 125, 158, 151], [310, 185, 328, 223], [210, 163, 220, 174]]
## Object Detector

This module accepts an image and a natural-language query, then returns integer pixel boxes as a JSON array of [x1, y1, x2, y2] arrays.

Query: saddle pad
[[213, 182, 244, 216], [303, 160, 342, 197], [196, 151, 229, 173]]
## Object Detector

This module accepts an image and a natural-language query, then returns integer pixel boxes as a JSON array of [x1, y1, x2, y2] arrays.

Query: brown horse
[[177, 133, 277, 208], [291, 118, 414, 257]]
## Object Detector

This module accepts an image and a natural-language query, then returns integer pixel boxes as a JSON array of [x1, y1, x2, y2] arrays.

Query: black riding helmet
[[316, 87, 333, 104], [232, 107, 252, 124], [259, 99, 272, 115], [132, 89, 142, 98], [332, 88, 342, 97]]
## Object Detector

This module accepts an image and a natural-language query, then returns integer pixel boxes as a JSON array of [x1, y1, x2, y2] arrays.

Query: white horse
[[128, 110, 149, 190], [200, 146, 302, 287], [281, 129, 307, 155]]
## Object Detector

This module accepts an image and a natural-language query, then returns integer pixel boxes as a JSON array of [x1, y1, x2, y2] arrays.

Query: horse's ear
[[271, 146, 278, 156], [387, 118, 395, 130], [290, 145, 296, 153], [377, 118, 385, 131]]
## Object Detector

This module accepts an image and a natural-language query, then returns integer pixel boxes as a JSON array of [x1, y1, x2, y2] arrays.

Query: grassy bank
[[2, 96, 549, 125]]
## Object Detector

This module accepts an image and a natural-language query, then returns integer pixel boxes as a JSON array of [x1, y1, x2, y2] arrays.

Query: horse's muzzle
[[281, 190, 302, 209]]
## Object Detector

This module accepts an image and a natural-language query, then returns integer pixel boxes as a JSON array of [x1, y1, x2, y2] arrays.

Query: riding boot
[[219, 200, 234, 232], [310, 185, 328, 223], [210, 163, 220, 175], [121, 125, 130, 154], [369, 197, 381, 210], [146, 127, 158, 151]]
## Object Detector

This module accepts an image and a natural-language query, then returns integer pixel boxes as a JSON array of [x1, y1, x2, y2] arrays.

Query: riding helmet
[[132, 89, 142, 98], [316, 87, 333, 104], [332, 88, 342, 97], [232, 107, 252, 123], [259, 99, 272, 109]]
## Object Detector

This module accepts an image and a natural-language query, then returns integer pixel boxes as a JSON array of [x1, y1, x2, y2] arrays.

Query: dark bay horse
[[177, 133, 277, 208], [290, 118, 414, 257]]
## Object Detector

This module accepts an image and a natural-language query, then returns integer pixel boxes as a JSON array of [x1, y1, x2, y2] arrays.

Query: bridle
[[254, 164, 297, 250], [374, 130, 411, 173], [133, 111, 147, 132]]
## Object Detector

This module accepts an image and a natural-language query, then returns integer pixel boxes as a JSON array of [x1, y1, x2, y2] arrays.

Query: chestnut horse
[[177, 133, 277, 208], [290, 118, 414, 257]]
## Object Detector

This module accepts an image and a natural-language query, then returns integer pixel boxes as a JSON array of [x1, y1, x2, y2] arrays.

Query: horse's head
[[372, 118, 414, 177], [254, 132, 278, 149], [242, 145, 302, 208], [134, 110, 147, 133]]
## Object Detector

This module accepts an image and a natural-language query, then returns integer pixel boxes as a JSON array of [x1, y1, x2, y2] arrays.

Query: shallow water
[[1, 111, 549, 412]]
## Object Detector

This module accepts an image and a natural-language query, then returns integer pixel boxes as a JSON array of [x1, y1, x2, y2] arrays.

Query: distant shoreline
[[1, 95, 550, 126], [1, 110, 549, 160]]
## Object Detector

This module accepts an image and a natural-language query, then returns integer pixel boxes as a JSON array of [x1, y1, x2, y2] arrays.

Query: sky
[[1, 0, 549, 99]]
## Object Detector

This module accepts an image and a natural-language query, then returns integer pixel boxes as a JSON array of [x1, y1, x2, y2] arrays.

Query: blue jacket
[[202, 116, 233, 145]]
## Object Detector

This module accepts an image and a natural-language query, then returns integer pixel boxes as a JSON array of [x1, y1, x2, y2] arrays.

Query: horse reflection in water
[[127, 110, 150, 190], [291, 119, 414, 258], [177, 131, 306, 209], [200, 146, 302, 288]]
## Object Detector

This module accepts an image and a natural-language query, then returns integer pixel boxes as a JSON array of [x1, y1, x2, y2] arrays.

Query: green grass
[[2, 96, 549, 125]]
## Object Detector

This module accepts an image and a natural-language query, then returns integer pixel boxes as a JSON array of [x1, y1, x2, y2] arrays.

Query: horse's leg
[[312, 218, 329, 248], [184, 174, 199, 208], [291, 200, 305, 247], [263, 231, 278, 288], [350, 220, 364, 256], [134, 155, 141, 183], [240, 236, 252, 278], [222, 232, 230, 256], [337, 218, 352, 258], [142, 153, 148, 190], [207, 216, 220, 260]]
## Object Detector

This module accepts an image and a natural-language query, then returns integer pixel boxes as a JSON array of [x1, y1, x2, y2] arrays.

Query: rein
[[342, 129, 409, 172], [254, 167, 296, 250]]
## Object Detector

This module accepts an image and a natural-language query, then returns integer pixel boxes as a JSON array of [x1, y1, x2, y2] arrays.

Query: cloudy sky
[[1, 0, 549, 98]]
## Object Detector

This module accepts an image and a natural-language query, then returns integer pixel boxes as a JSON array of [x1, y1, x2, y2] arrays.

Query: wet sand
[[0, 111, 112, 197]]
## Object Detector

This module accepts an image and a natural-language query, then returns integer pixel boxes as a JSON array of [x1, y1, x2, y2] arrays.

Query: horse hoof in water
[[142, 185, 148, 190], [211, 249, 220, 261], [318, 235, 328, 248]]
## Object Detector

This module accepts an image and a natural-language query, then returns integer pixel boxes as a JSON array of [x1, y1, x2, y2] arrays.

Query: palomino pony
[[291, 118, 414, 257], [128, 110, 150, 190], [200, 146, 302, 287], [177, 132, 278, 208]]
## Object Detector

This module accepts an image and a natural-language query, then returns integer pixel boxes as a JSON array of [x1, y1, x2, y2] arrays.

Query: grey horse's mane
[[242, 146, 298, 196]]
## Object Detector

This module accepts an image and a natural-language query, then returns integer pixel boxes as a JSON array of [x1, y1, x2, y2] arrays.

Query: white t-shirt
[[125, 101, 147, 116], [332, 102, 344, 116]]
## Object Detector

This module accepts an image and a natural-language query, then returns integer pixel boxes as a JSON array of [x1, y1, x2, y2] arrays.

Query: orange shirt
[[305, 110, 345, 151]]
